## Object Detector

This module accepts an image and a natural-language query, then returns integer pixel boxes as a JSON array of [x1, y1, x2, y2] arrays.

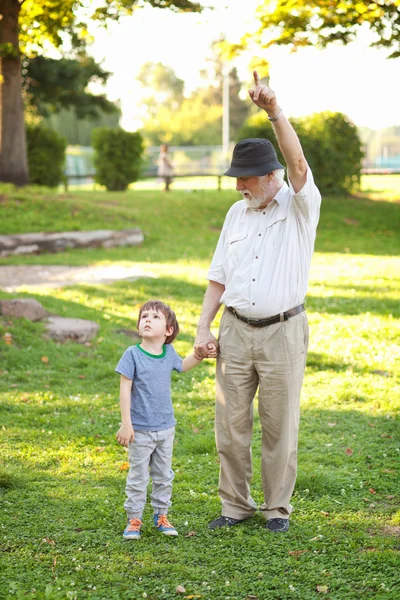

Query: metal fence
[[64, 144, 400, 188], [64, 145, 231, 187]]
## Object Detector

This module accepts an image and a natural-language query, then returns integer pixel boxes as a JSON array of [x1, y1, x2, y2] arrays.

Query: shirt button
[[258, 233, 261, 236], [252, 278, 255, 282], [255, 256, 258, 259], [252, 302, 255, 306], [263, 212, 266, 215]]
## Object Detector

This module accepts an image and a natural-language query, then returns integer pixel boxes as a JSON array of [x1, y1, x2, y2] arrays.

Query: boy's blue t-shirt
[[115, 343, 183, 431]]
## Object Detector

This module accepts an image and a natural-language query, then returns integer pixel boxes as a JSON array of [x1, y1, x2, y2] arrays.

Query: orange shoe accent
[[157, 515, 173, 528], [127, 518, 142, 532]]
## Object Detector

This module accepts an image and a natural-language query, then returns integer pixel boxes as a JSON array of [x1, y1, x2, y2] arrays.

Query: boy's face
[[138, 309, 173, 342]]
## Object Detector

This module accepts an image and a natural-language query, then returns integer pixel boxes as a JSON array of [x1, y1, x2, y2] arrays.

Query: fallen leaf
[[343, 218, 359, 226], [78, 375, 85, 379], [381, 433, 392, 438], [191, 425, 199, 434], [289, 550, 308, 558], [316, 585, 329, 594], [42, 537, 55, 546], [184, 596, 202, 599], [320, 511, 330, 516], [386, 495, 395, 500], [176, 586, 186, 594], [185, 531, 197, 537], [119, 462, 129, 471], [95, 447, 105, 452], [327, 422, 336, 427], [369, 488, 377, 495], [368, 423, 375, 427], [41, 356, 49, 363], [247, 596, 259, 599], [346, 447, 354, 456]]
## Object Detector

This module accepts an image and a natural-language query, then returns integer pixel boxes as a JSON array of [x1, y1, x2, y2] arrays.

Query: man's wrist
[[267, 107, 283, 122]]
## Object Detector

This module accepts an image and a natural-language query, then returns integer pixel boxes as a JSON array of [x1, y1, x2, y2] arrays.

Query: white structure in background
[[222, 63, 230, 172]]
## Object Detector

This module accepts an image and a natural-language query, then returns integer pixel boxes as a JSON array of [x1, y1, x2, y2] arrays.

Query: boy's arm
[[181, 343, 218, 372], [116, 374, 134, 447], [182, 353, 202, 373]]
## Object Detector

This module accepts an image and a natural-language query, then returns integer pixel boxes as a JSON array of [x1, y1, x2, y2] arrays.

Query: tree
[[138, 55, 250, 146], [137, 62, 184, 117], [232, 1, 400, 59], [0, 0, 201, 186], [23, 55, 118, 119]]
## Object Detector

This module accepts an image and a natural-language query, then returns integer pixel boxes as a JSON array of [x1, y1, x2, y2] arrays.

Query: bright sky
[[89, 0, 400, 132]]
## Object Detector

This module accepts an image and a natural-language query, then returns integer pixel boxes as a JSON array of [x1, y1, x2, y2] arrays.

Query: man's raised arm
[[249, 70, 307, 193]]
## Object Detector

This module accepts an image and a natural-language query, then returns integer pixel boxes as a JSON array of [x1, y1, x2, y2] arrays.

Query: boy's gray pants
[[125, 427, 175, 520]]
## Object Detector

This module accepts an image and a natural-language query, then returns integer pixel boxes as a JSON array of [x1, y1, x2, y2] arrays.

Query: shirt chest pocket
[[227, 232, 248, 266], [269, 217, 287, 249]]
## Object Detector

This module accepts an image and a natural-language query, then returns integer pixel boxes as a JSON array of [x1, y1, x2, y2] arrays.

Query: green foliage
[[23, 55, 118, 119], [91, 127, 144, 191], [245, 0, 400, 59], [139, 60, 250, 146], [26, 124, 67, 187], [19, 1, 201, 55], [43, 107, 121, 146], [239, 111, 364, 195]]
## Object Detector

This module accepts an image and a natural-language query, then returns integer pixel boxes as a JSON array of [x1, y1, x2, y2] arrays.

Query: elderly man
[[194, 71, 321, 533]]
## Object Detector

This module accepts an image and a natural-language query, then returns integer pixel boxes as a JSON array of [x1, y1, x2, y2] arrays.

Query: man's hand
[[249, 70, 280, 116], [194, 330, 219, 360], [116, 424, 134, 448]]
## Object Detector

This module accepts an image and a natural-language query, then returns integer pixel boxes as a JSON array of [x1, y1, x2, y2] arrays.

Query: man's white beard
[[241, 179, 271, 209], [243, 193, 264, 209]]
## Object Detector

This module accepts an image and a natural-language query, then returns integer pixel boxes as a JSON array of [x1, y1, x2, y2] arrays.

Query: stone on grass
[[45, 316, 99, 343], [0, 298, 48, 321]]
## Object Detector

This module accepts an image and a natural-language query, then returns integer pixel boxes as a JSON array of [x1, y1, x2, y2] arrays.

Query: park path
[[0, 264, 151, 292]]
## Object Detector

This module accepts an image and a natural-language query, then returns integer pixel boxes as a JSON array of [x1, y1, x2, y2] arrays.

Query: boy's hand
[[116, 424, 134, 447], [207, 342, 218, 358]]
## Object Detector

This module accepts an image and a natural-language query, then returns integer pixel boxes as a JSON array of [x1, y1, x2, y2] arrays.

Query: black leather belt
[[226, 303, 305, 327]]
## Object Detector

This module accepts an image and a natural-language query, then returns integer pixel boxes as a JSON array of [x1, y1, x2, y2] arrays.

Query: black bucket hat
[[224, 138, 284, 177]]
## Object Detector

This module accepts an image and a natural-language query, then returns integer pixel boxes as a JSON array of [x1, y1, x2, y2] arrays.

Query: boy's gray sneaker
[[266, 518, 289, 533], [208, 516, 245, 530]]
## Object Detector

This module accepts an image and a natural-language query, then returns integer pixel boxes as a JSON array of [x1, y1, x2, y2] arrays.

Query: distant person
[[157, 144, 174, 191], [115, 300, 216, 540], [194, 70, 322, 533]]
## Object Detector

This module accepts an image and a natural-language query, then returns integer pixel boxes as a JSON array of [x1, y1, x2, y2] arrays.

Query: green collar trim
[[136, 343, 166, 359]]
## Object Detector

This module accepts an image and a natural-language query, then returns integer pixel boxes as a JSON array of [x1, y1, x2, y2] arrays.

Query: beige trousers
[[215, 308, 309, 521]]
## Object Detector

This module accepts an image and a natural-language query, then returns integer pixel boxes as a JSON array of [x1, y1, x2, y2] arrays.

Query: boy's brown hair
[[137, 300, 180, 344]]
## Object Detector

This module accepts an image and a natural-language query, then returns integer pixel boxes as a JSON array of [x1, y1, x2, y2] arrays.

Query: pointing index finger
[[253, 70, 260, 86]]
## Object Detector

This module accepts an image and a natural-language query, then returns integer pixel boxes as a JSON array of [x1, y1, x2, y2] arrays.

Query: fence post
[[217, 176, 221, 191]]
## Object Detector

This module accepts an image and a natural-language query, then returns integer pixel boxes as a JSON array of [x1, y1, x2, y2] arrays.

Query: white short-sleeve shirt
[[207, 167, 322, 319]]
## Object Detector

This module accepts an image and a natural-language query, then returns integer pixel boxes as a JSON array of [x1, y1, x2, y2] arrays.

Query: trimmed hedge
[[239, 111, 364, 195], [91, 127, 144, 191], [26, 124, 67, 187]]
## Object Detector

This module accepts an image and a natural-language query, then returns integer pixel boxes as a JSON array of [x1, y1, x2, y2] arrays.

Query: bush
[[26, 124, 67, 187], [239, 111, 364, 195], [91, 127, 144, 191]]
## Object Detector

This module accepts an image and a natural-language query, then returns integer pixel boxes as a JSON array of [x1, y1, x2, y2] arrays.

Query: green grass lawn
[[0, 176, 399, 600]]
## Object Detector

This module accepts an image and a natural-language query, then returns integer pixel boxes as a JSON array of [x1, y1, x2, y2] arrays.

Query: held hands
[[249, 70, 280, 116], [194, 331, 219, 360], [116, 423, 134, 448]]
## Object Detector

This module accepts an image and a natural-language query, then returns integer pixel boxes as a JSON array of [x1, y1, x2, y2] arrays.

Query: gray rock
[[45, 317, 99, 343], [0, 298, 48, 321], [0, 229, 144, 257]]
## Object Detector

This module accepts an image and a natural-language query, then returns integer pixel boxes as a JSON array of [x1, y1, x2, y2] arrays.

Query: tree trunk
[[0, 0, 29, 185]]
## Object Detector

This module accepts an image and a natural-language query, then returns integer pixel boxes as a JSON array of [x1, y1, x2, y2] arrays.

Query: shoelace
[[127, 518, 142, 532], [157, 515, 173, 529]]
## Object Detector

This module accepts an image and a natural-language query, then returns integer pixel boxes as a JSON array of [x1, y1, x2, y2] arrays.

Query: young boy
[[115, 300, 216, 540]]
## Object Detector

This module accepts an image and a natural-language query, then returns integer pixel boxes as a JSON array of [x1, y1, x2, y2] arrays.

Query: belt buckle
[[279, 312, 285, 322]]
